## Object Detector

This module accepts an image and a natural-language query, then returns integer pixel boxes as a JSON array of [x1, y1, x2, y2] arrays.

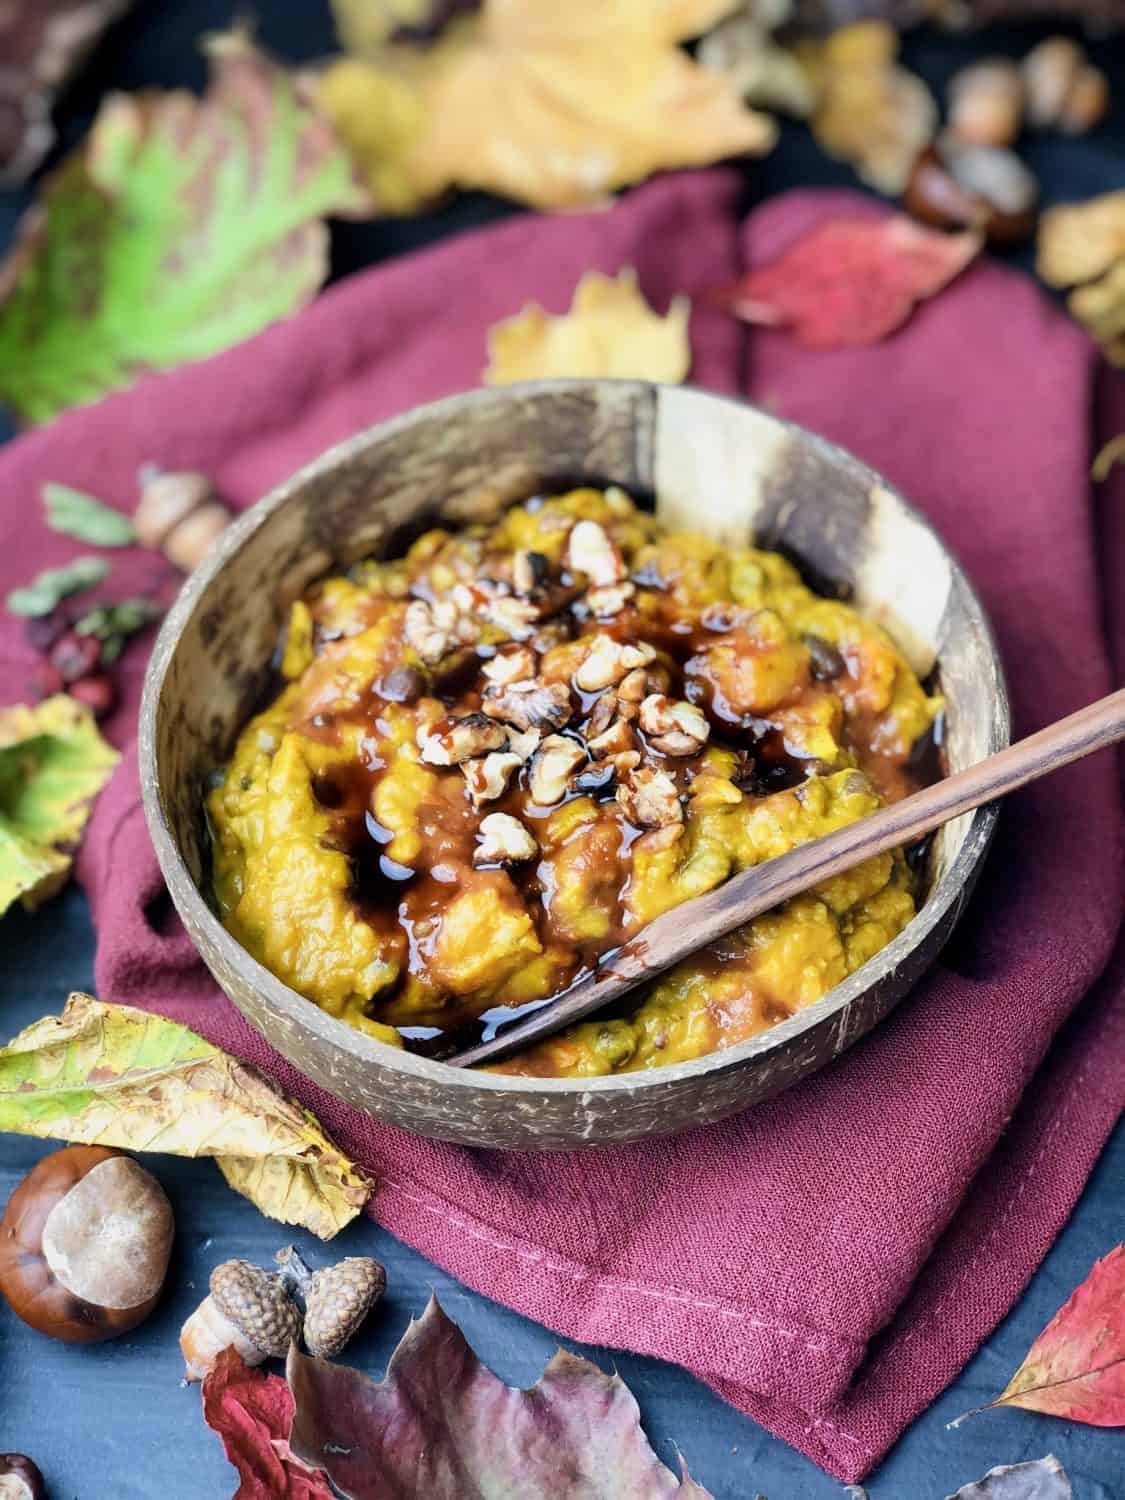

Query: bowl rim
[[139, 378, 1011, 1099]]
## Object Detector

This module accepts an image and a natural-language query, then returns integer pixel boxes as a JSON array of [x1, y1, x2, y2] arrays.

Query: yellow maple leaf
[[484, 268, 691, 385], [1038, 193, 1125, 368], [318, 0, 775, 214]]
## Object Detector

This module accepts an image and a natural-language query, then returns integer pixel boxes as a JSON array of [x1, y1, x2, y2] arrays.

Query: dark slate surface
[[1, 3, 1123, 1496], [1, 890, 1123, 1498]]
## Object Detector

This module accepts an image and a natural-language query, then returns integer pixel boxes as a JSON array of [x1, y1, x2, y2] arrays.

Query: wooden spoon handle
[[449, 687, 1125, 1069]]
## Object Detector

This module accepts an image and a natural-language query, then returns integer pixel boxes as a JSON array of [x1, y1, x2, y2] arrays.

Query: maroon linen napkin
[[0, 174, 1122, 1481]]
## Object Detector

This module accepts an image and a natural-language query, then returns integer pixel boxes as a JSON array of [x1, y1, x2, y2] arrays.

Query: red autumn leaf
[[286, 1295, 715, 1499], [202, 1347, 334, 1499], [711, 216, 982, 350], [986, 1243, 1125, 1426]]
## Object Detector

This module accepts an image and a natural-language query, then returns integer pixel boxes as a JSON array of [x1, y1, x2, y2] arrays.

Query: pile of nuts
[[904, 36, 1109, 246], [410, 515, 717, 858], [947, 40, 1109, 148]]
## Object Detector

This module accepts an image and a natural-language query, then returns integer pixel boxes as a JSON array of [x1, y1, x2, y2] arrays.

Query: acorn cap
[[303, 1257, 386, 1358], [210, 1259, 301, 1358]]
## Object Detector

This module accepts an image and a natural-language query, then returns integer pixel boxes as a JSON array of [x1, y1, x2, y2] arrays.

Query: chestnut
[[0, 1145, 173, 1344], [904, 136, 1037, 246], [0, 1455, 45, 1500]]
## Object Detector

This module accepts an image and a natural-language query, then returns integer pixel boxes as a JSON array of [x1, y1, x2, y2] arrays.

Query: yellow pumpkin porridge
[[208, 487, 942, 1076]]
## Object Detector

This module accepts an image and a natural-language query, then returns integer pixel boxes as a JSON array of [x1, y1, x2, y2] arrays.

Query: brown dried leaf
[[0, 0, 134, 184], [804, 21, 937, 194], [484, 268, 691, 385], [287, 1295, 716, 1498], [317, 0, 776, 214]]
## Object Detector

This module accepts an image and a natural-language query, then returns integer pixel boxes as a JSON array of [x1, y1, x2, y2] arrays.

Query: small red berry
[[30, 663, 66, 701], [68, 674, 117, 720], [49, 630, 103, 685]]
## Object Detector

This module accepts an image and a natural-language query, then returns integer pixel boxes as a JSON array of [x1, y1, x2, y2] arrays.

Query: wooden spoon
[[449, 687, 1125, 1069]]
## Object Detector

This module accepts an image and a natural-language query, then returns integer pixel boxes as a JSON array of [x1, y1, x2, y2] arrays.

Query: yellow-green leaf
[[0, 696, 119, 916], [0, 31, 370, 425], [0, 993, 373, 1239]]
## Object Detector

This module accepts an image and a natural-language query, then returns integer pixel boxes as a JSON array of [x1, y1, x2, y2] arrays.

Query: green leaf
[[43, 482, 137, 546], [0, 696, 119, 915], [74, 596, 162, 664], [0, 993, 374, 1238], [0, 31, 369, 425], [6, 556, 110, 616]]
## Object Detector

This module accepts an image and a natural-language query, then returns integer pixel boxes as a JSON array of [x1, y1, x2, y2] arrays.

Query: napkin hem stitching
[[375, 1172, 855, 1358]]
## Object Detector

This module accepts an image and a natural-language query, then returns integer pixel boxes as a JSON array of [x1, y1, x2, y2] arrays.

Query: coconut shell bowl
[[139, 380, 1009, 1150]]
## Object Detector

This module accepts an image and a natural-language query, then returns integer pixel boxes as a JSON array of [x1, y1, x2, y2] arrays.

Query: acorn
[[1022, 38, 1108, 137], [1058, 64, 1109, 137], [276, 1245, 385, 1358], [180, 1258, 301, 1382], [133, 465, 232, 574]]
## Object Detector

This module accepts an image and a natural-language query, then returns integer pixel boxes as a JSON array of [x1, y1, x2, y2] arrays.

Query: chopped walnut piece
[[512, 549, 551, 596], [462, 751, 522, 807], [574, 634, 656, 693], [617, 766, 683, 828], [532, 620, 573, 654], [483, 679, 573, 733], [527, 734, 586, 805], [587, 717, 637, 760], [636, 821, 683, 854], [566, 520, 626, 587], [482, 592, 540, 640], [639, 694, 711, 756], [404, 600, 450, 665], [585, 690, 618, 740], [482, 645, 538, 688], [418, 713, 508, 766], [617, 668, 649, 703], [586, 580, 636, 618], [404, 595, 479, 663], [506, 726, 543, 762], [474, 812, 538, 866]]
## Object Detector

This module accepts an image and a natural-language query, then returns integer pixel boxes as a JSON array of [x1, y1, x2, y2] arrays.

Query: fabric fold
[[0, 174, 1121, 1482]]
